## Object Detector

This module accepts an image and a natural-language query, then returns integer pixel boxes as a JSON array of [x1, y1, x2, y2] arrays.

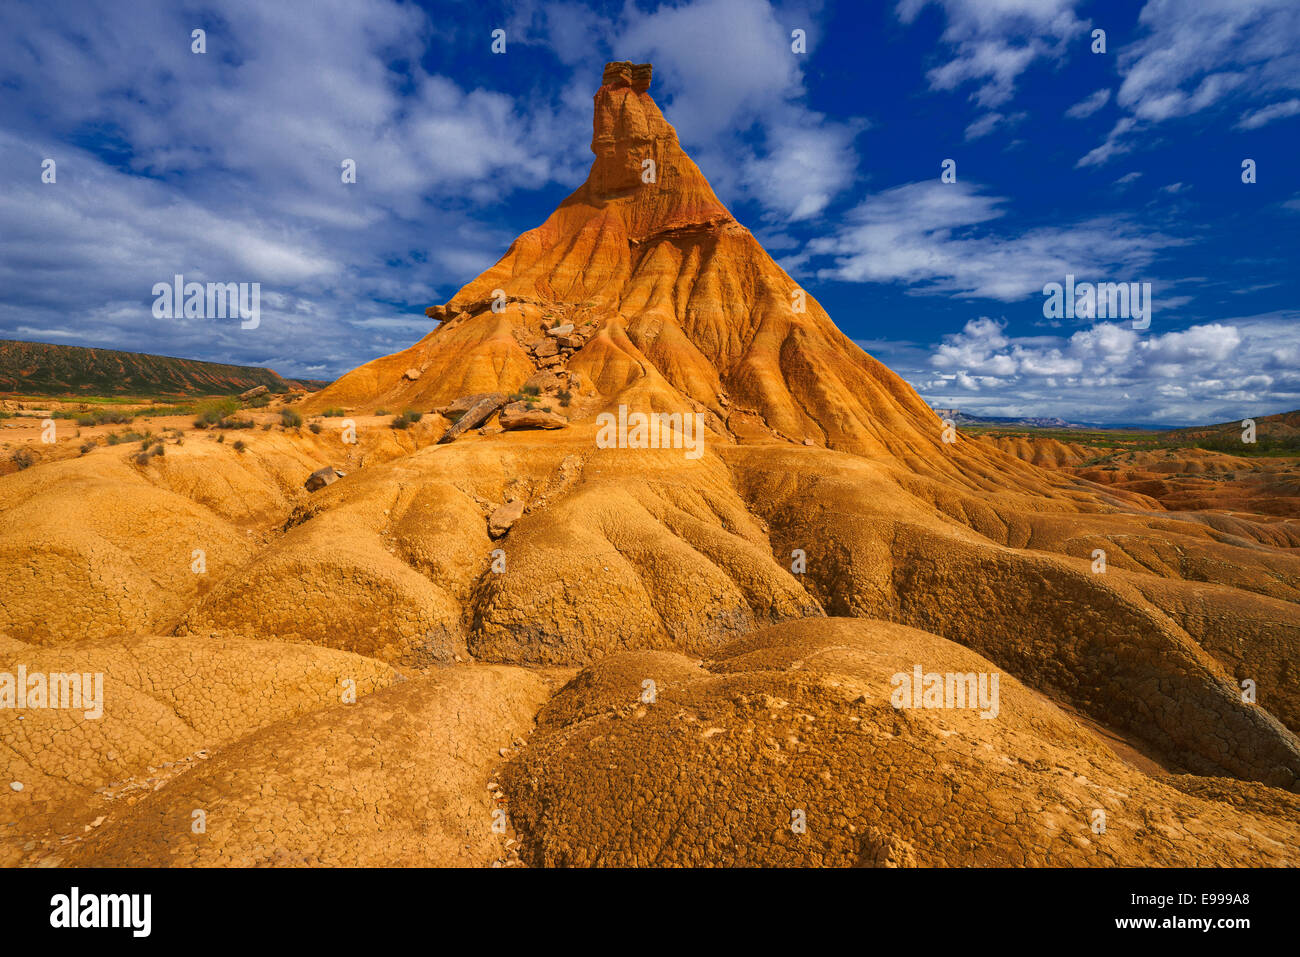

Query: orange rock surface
[[2, 62, 1298, 868]]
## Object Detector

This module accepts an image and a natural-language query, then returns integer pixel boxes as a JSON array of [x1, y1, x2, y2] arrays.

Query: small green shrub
[[194, 398, 240, 429], [72, 408, 132, 426], [138, 404, 190, 418], [391, 409, 424, 429], [280, 408, 303, 428]]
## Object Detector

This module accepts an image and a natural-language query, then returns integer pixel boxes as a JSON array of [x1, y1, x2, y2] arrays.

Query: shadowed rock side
[[502, 618, 1299, 867], [3, 60, 1300, 867]]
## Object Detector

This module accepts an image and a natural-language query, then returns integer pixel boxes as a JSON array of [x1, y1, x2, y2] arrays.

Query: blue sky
[[1, 0, 1297, 425]]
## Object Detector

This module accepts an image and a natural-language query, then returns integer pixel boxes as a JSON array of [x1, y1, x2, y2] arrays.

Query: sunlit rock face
[[3, 61, 1299, 869]]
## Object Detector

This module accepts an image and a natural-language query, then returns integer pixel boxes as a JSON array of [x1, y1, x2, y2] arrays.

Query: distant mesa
[[0, 339, 329, 397], [932, 408, 1094, 430]]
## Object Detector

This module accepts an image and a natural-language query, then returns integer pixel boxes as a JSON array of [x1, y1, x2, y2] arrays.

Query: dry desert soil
[[2, 62, 1298, 868]]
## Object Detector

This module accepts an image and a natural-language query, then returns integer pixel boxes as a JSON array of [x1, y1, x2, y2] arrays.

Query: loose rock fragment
[[305, 466, 345, 492], [488, 500, 526, 538]]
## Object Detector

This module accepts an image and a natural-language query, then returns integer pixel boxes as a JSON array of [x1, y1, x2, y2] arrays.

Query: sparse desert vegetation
[[390, 409, 423, 429]]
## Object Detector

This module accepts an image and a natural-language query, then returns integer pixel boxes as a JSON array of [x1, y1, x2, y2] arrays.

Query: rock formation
[[2, 61, 1299, 868], [301, 61, 1035, 492]]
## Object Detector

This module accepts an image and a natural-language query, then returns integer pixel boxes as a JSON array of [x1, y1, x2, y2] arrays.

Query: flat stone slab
[[441, 392, 497, 416], [438, 392, 507, 443], [500, 409, 568, 431]]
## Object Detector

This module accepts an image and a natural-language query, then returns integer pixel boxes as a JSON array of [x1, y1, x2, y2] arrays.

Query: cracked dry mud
[[2, 61, 1298, 867]]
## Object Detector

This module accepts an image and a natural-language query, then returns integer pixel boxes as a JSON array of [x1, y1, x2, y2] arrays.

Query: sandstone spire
[[303, 62, 1023, 484]]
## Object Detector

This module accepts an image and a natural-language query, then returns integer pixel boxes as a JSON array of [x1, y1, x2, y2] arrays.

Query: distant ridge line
[[0, 338, 330, 396]]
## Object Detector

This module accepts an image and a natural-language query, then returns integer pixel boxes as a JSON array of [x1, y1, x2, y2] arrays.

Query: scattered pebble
[[9, 781, 23, 792]]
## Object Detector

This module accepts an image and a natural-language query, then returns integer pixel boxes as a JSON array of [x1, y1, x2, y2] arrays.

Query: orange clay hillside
[[2, 62, 1299, 868], [302, 61, 1045, 485]]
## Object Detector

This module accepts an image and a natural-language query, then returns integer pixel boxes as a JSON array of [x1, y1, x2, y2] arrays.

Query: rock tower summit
[[600, 61, 653, 92]]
